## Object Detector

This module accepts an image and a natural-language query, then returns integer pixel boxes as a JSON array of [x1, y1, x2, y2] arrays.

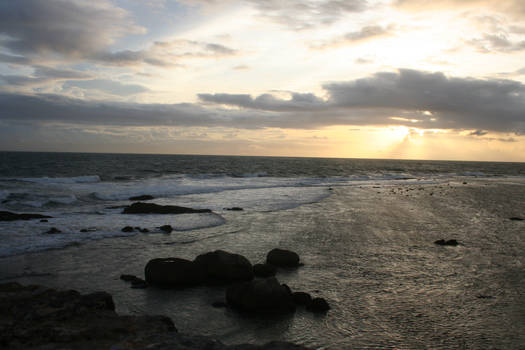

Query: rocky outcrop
[[129, 195, 155, 201], [0, 282, 309, 350], [226, 277, 296, 314], [266, 248, 300, 268], [0, 211, 52, 221], [145, 258, 205, 288], [306, 297, 330, 313], [122, 202, 211, 214], [194, 250, 254, 284], [253, 263, 277, 278]]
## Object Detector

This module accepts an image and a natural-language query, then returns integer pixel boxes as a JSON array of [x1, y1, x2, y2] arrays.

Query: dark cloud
[[1, 69, 524, 134], [0, 66, 91, 86], [0, 0, 144, 57], [0, 53, 31, 64], [469, 130, 489, 136]]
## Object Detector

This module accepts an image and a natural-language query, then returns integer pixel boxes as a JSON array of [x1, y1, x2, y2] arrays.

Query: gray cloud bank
[[1, 69, 524, 133]]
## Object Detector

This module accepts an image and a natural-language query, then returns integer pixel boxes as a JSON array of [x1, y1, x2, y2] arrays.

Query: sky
[[1, 0, 525, 161]]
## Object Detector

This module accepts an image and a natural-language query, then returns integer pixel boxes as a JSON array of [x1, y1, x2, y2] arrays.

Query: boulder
[[266, 248, 300, 268], [509, 217, 524, 221], [121, 226, 134, 232], [226, 277, 296, 313], [306, 297, 330, 313], [122, 202, 211, 214], [434, 239, 459, 246], [225, 207, 243, 211], [292, 292, 312, 306], [145, 258, 205, 288], [159, 225, 173, 233], [253, 263, 277, 278], [194, 250, 254, 284], [45, 227, 62, 234], [129, 195, 155, 201], [0, 211, 52, 222]]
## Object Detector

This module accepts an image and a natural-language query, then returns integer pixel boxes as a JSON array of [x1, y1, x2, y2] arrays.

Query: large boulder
[[253, 263, 277, 278], [194, 250, 254, 284], [145, 258, 205, 288], [226, 277, 295, 314], [0, 211, 52, 221], [122, 202, 211, 214], [266, 248, 300, 268]]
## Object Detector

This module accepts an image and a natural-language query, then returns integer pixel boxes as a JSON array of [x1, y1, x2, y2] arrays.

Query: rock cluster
[[0, 211, 52, 221], [122, 202, 211, 214]]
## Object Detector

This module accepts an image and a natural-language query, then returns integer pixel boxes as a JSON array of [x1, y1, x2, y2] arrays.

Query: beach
[[2, 172, 524, 349]]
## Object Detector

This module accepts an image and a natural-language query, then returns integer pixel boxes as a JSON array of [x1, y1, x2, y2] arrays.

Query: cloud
[[1, 69, 524, 134], [312, 25, 394, 49], [469, 130, 489, 136], [0, 66, 91, 86], [0, 0, 144, 57], [62, 80, 149, 96], [395, 0, 525, 18], [468, 33, 525, 53], [0, 53, 31, 65]]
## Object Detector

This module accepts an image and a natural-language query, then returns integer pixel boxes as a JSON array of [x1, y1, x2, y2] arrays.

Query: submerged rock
[[122, 202, 211, 214], [434, 239, 459, 246], [0, 211, 52, 222], [509, 217, 524, 221], [145, 258, 205, 288], [266, 248, 300, 268], [122, 226, 134, 232], [253, 263, 277, 278], [129, 195, 155, 201], [194, 250, 254, 284], [226, 277, 295, 314], [159, 224, 173, 233], [45, 227, 62, 234], [225, 207, 244, 211]]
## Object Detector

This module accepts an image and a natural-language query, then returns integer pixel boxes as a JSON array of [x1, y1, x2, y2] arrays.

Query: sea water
[[1, 152, 524, 349]]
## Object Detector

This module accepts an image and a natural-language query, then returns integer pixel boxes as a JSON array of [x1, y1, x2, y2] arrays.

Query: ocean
[[1, 151, 525, 349]]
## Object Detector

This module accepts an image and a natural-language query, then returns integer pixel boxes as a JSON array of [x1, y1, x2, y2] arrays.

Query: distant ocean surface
[[2, 151, 525, 349], [0, 151, 524, 257]]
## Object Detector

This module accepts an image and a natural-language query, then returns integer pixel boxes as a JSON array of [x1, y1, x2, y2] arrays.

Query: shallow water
[[2, 179, 524, 349]]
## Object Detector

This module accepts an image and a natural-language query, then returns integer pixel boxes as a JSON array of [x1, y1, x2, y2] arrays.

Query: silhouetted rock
[[122, 226, 134, 232], [434, 239, 459, 246], [45, 227, 62, 234], [292, 292, 312, 306], [122, 202, 211, 214], [0, 211, 52, 221], [159, 225, 173, 233], [194, 250, 254, 284], [225, 207, 244, 211], [129, 195, 155, 201], [253, 263, 277, 278], [226, 277, 295, 314], [40, 219, 48, 222], [140, 227, 149, 233], [145, 258, 205, 288], [266, 248, 300, 267], [509, 217, 524, 221], [306, 297, 330, 313]]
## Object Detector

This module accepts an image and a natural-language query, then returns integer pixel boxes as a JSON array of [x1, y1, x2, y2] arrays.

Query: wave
[[15, 175, 101, 184]]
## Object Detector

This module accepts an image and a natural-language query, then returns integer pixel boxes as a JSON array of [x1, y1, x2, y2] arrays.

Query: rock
[[226, 277, 295, 314], [80, 227, 96, 233], [0, 211, 52, 222], [140, 228, 150, 233], [129, 195, 155, 201], [194, 250, 254, 284], [509, 217, 524, 221], [131, 278, 148, 289], [120, 274, 138, 282], [122, 202, 211, 214], [292, 292, 312, 306], [266, 248, 300, 268], [145, 258, 205, 288], [45, 227, 62, 234], [253, 263, 277, 278], [225, 207, 244, 211], [159, 225, 173, 233], [121, 226, 134, 232], [306, 297, 330, 313], [40, 219, 48, 222], [434, 239, 459, 246]]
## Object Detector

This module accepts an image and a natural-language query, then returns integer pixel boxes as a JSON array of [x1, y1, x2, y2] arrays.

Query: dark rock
[[131, 278, 148, 289], [292, 292, 312, 306], [253, 263, 277, 278], [121, 226, 134, 232], [45, 227, 62, 234], [212, 301, 228, 308], [80, 227, 96, 233], [434, 239, 459, 246], [226, 277, 295, 314], [306, 297, 330, 313], [145, 258, 205, 288], [140, 228, 150, 233], [129, 195, 155, 201], [122, 202, 211, 214], [120, 274, 138, 282], [509, 217, 524, 221], [194, 250, 254, 284], [225, 207, 244, 211], [40, 219, 48, 222], [476, 294, 493, 299], [0, 211, 52, 222], [266, 248, 300, 268], [159, 225, 173, 233]]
